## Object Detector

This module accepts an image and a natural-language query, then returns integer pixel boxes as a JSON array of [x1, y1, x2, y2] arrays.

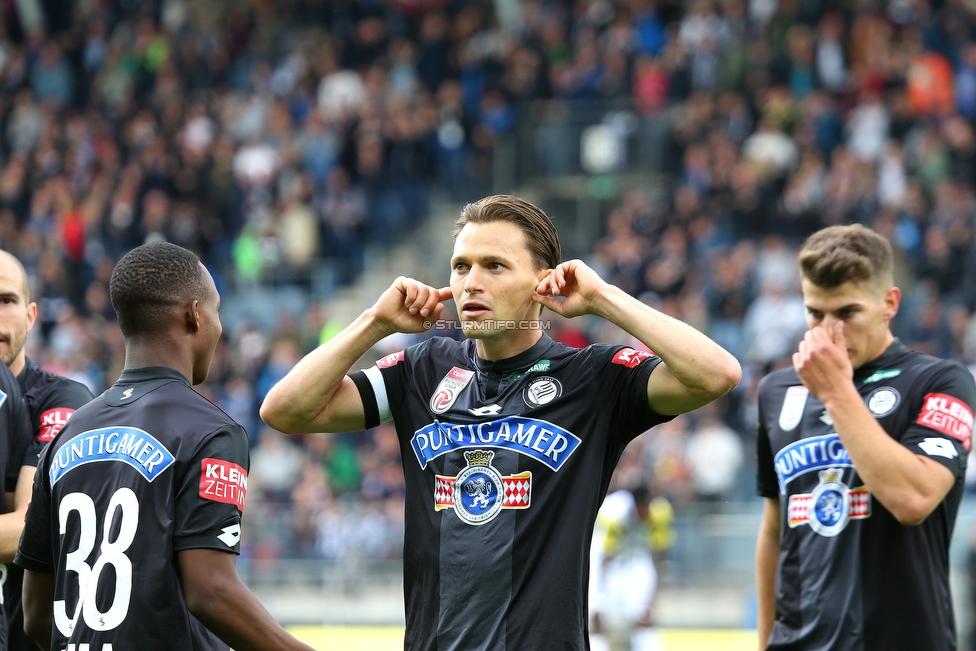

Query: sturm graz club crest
[[523, 376, 562, 407], [433, 450, 531, 525], [787, 467, 871, 537]]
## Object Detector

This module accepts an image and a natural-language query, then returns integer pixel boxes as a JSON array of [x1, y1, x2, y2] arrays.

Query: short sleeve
[[34, 379, 94, 444], [172, 426, 250, 554], [13, 459, 54, 572], [589, 345, 672, 444], [756, 385, 779, 498], [900, 363, 976, 479], [351, 342, 427, 429]]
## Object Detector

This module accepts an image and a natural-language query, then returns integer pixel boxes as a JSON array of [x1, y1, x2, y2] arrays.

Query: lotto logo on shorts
[[917, 393, 974, 450], [38, 408, 75, 442], [611, 348, 653, 368], [200, 458, 248, 510]]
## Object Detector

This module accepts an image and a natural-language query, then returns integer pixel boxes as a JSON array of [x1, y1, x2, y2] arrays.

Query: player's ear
[[185, 299, 201, 333], [882, 286, 900, 322]]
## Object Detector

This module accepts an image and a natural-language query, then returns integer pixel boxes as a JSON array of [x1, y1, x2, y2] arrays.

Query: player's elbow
[[705, 355, 742, 399], [889, 497, 933, 527], [259, 395, 304, 434]]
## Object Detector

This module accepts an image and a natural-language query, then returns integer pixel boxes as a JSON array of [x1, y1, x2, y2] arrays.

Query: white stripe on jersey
[[364, 366, 393, 423]]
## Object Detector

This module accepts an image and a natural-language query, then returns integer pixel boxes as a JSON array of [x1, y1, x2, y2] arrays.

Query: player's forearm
[[0, 510, 27, 562], [23, 570, 55, 650], [591, 284, 741, 398], [823, 387, 953, 525], [184, 571, 315, 651], [261, 309, 390, 432], [755, 501, 781, 650]]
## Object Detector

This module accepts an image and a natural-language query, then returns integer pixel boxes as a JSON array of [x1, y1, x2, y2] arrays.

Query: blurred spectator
[[250, 428, 305, 504], [685, 414, 745, 500]]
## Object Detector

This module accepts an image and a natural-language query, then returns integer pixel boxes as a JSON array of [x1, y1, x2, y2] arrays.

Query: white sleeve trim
[[364, 366, 393, 423]]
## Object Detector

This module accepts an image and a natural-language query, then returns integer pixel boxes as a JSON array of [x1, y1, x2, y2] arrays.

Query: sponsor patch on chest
[[433, 449, 531, 525], [917, 393, 973, 450], [773, 433, 852, 492], [412, 416, 581, 470], [787, 468, 871, 536], [778, 386, 809, 432], [430, 367, 475, 414]]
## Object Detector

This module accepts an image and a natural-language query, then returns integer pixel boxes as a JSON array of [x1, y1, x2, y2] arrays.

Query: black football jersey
[[757, 339, 976, 651], [15, 367, 249, 651], [0, 362, 32, 651], [350, 333, 671, 651], [7, 358, 94, 651]]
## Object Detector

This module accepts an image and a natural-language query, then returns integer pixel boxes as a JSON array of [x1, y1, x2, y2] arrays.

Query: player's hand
[[371, 277, 451, 335], [792, 321, 854, 402], [532, 259, 608, 318]]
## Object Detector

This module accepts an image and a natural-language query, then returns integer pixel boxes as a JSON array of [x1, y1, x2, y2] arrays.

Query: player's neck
[[474, 329, 544, 362], [122, 338, 194, 384], [857, 328, 896, 369], [8, 351, 25, 377]]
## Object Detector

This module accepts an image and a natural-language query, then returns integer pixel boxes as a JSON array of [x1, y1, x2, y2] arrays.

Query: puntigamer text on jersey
[[411, 416, 582, 470], [49, 427, 176, 485]]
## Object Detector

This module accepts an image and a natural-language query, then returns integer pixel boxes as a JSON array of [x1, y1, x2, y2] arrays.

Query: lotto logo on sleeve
[[612, 348, 653, 368], [200, 458, 248, 510], [917, 393, 974, 450], [38, 408, 75, 442]]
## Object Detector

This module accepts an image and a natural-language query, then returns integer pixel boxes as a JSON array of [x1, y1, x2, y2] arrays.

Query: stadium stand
[[3, 0, 976, 632]]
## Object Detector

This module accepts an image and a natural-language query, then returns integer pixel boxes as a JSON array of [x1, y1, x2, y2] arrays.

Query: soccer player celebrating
[[0, 250, 94, 651], [15, 243, 314, 651], [755, 225, 976, 651], [261, 194, 741, 650]]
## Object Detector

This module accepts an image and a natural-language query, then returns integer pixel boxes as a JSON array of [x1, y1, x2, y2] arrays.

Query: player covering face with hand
[[262, 195, 741, 650], [15, 242, 315, 651], [755, 224, 976, 651]]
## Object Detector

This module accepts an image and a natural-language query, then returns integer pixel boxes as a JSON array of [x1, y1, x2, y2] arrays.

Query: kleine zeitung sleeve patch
[[917, 392, 973, 450], [38, 408, 75, 442], [377, 351, 404, 368], [611, 348, 653, 368], [199, 458, 248, 510]]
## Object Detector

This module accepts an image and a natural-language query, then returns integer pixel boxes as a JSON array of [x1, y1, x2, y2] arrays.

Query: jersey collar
[[17, 356, 37, 391], [472, 333, 556, 376], [116, 366, 191, 386], [853, 338, 910, 379]]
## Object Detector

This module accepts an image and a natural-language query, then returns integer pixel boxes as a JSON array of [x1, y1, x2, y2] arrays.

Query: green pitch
[[287, 626, 759, 650]]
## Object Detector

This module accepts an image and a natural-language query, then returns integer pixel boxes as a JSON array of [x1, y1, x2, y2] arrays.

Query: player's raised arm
[[534, 259, 741, 415], [260, 277, 451, 434]]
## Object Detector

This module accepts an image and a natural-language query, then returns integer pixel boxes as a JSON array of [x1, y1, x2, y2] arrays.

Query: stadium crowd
[[2, 0, 976, 565]]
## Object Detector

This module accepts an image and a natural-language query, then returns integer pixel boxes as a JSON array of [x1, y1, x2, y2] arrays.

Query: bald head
[[0, 251, 30, 303]]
